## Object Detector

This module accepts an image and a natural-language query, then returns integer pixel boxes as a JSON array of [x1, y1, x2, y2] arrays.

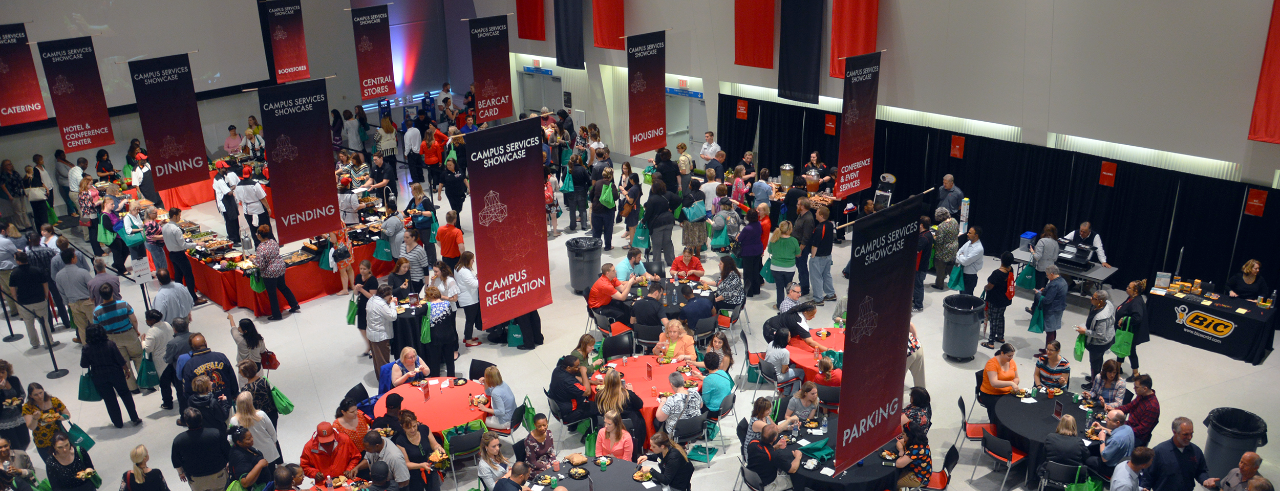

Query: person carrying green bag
[[1037, 266, 1069, 352], [1113, 279, 1147, 379], [44, 438, 100, 490], [1074, 290, 1116, 386]]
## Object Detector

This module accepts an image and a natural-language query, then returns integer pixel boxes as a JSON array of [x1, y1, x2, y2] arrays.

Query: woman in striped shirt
[[1033, 340, 1071, 390]]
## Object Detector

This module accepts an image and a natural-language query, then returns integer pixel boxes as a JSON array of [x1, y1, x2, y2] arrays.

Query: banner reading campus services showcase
[[0, 24, 46, 126], [129, 54, 208, 190], [466, 118, 552, 328], [258, 79, 341, 244], [835, 51, 881, 200], [469, 15, 513, 124], [627, 31, 666, 155], [265, 0, 310, 83], [38, 37, 115, 152], [352, 5, 395, 101]]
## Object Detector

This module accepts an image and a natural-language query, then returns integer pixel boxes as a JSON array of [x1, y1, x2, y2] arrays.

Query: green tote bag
[[947, 265, 965, 291]]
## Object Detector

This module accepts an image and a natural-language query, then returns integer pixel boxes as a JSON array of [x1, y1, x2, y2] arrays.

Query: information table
[[1146, 289, 1276, 365]]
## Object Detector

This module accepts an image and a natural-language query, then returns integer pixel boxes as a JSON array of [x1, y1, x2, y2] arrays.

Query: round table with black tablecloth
[[782, 418, 899, 491], [532, 456, 650, 491], [992, 391, 1099, 486], [390, 306, 428, 359]]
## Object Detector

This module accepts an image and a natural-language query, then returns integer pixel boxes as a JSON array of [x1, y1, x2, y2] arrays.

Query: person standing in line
[[172, 408, 231, 491], [982, 252, 1015, 349], [52, 150, 76, 218], [1036, 265, 1068, 353], [738, 209, 765, 298], [181, 334, 239, 402], [255, 226, 300, 321], [1075, 290, 1116, 384], [403, 118, 423, 184], [140, 310, 176, 411], [366, 285, 397, 379], [912, 216, 934, 312], [8, 251, 55, 350], [75, 177, 102, 251], [22, 233, 65, 329], [1028, 224, 1060, 313], [162, 318, 193, 415], [643, 180, 676, 267], [436, 160, 469, 232], [235, 170, 271, 245], [698, 132, 720, 170], [956, 227, 984, 295], [0, 362, 29, 453], [211, 169, 241, 247], [456, 252, 482, 348], [589, 167, 617, 251], [80, 324, 143, 428], [0, 222, 17, 319], [931, 208, 959, 290], [564, 155, 591, 233], [937, 174, 964, 215], [144, 208, 171, 274], [0, 161, 31, 231], [767, 221, 801, 310], [153, 269, 194, 324], [1115, 279, 1148, 382], [92, 283, 145, 393], [23, 157, 54, 229], [436, 212, 465, 271], [791, 199, 816, 298], [161, 209, 208, 305], [341, 110, 363, 153], [807, 205, 836, 305]]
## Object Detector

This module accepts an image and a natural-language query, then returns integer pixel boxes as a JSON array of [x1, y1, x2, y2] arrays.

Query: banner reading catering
[[265, 0, 310, 83], [835, 51, 881, 200], [627, 31, 666, 155], [469, 15, 513, 124], [37, 37, 114, 152], [835, 192, 921, 474], [0, 24, 46, 126], [466, 118, 553, 328], [257, 79, 341, 244], [129, 54, 208, 191], [351, 5, 396, 101]]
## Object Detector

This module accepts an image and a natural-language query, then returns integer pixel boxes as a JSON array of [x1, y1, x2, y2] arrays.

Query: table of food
[[992, 388, 1101, 486], [625, 278, 716, 318], [787, 327, 845, 382], [375, 377, 488, 437], [531, 453, 655, 491], [593, 355, 703, 448], [782, 412, 899, 491]]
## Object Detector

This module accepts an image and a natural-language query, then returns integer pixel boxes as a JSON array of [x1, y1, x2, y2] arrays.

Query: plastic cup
[[553, 461, 561, 472]]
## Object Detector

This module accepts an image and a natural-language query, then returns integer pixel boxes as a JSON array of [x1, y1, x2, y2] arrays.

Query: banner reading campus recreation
[[38, 37, 114, 152], [0, 24, 46, 126], [835, 51, 881, 200], [129, 54, 208, 190], [469, 15, 513, 124], [466, 118, 553, 328], [258, 79, 341, 244], [835, 192, 921, 474], [351, 5, 395, 100], [627, 31, 666, 155], [265, 0, 310, 83]]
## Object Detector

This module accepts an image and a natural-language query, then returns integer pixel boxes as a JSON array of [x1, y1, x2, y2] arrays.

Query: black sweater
[[643, 194, 675, 230], [645, 449, 694, 491], [171, 428, 231, 477]]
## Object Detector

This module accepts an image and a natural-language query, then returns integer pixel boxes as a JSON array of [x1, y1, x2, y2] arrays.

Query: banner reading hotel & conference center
[[835, 192, 921, 474], [351, 5, 395, 100], [469, 15, 513, 124], [129, 54, 208, 190], [257, 79, 341, 244], [265, 0, 310, 83], [37, 37, 114, 152], [466, 118, 553, 328], [0, 24, 46, 126], [835, 51, 881, 200], [627, 31, 666, 155]]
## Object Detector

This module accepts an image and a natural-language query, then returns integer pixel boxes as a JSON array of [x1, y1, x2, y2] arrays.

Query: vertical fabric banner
[[834, 51, 881, 199], [128, 54, 208, 191], [1099, 161, 1117, 187], [1245, 189, 1267, 217], [516, 0, 546, 41], [470, 15, 514, 124], [830, 0, 879, 78], [264, 0, 310, 83], [627, 31, 666, 155], [37, 37, 114, 152], [352, 5, 396, 101], [777, 0, 824, 103], [734, 0, 776, 69], [836, 192, 921, 474], [1249, 0, 1280, 143], [950, 135, 965, 158], [0, 24, 46, 126], [592, 0, 625, 50], [554, 0, 585, 69], [466, 118, 553, 328], [258, 80, 341, 244]]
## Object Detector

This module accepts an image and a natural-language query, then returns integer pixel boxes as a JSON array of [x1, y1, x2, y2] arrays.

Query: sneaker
[[193, 298, 210, 306], [130, 389, 141, 395], [267, 315, 283, 321], [981, 341, 995, 349], [517, 344, 535, 350], [161, 403, 174, 410], [813, 301, 825, 307], [289, 308, 301, 313], [130, 419, 143, 427], [824, 295, 838, 302]]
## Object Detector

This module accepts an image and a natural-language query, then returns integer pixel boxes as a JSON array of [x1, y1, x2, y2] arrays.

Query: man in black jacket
[[567, 159, 591, 232], [173, 408, 231, 491], [1142, 417, 1210, 491], [181, 334, 238, 401], [163, 318, 192, 415], [792, 199, 816, 298], [549, 356, 597, 432]]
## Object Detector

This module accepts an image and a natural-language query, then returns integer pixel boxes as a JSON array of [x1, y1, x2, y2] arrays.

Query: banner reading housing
[[0, 24, 46, 126], [627, 31, 666, 155], [258, 79, 341, 244], [265, 0, 310, 83], [466, 118, 553, 328], [129, 54, 208, 191], [37, 37, 114, 152], [469, 15, 513, 124], [351, 5, 395, 100], [835, 51, 881, 200]]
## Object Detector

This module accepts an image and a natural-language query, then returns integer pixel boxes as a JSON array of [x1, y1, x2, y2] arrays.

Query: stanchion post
[[141, 283, 151, 311], [40, 316, 69, 379], [0, 293, 20, 343]]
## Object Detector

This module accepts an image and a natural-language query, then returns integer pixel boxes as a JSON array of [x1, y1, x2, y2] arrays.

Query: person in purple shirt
[[223, 126, 242, 154], [738, 209, 765, 297]]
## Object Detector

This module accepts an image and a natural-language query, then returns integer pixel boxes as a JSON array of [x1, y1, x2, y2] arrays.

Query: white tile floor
[[8, 182, 1279, 491]]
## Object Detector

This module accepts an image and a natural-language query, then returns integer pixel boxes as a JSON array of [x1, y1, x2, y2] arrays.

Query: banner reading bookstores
[[351, 5, 395, 100], [466, 118, 553, 328], [265, 0, 309, 83], [129, 54, 208, 190], [835, 192, 922, 474], [627, 31, 666, 155], [0, 24, 46, 126], [835, 51, 881, 200], [257, 79, 341, 244], [469, 15, 513, 124], [37, 37, 114, 152]]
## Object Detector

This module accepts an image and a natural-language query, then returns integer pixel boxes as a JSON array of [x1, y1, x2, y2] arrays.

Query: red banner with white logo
[[1099, 161, 1117, 187], [950, 135, 965, 158], [1246, 189, 1267, 217], [0, 24, 46, 126], [258, 79, 342, 244], [129, 54, 208, 191], [265, 0, 310, 83], [469, 15, 513, 124], [627, 31, 666, 155], [736, 99, 749, 119], [352, 5, 396, 101], [37, 37, 115, 152], [835, 51, 880, 200], [466, 118, 553, 328]]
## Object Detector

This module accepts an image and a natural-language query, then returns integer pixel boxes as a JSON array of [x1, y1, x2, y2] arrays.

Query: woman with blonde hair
[[478, 366, 516, 429], [477, 432, 508, 491], [389, 347, 429, 388], [1042, 414, 1088, 468], [654, 319, 696, 363], [228, 391, 281, 464], [121, 445, 169, 491], [595, 370, 643, 430], [376, 116, 397, 166], [595, 410, 634, 460], [768, 220, 801, 310]]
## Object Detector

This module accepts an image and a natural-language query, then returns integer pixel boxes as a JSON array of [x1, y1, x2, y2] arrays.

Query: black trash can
[[942, 294, 986, 361], [1203, 408, 1268, 478], [567, 237, 604, 295]]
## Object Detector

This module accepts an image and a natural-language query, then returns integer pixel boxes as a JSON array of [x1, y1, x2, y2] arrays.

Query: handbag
[[136, 356, 160, 389], [559, 175, 575, 193], [947, 265, 965, 291], [332, 242, 352, 263], [620, 200, 634, 217], [1074, 333, 1087, 362], [420, 310, 432, 344], [267, 378, 295, 415], [78, 371, 101, 402], [632, 223, 651, 249], [249, 274, 266, 293], [600, 183, 615, 209], [96, 222, 117, 245], [75, 447, 102, 488], [373, 238, 394, 262], [67, 423, 96, 451], [1028, 303, 1045, 334], [346, 292, 359, 325], [25, 187, 47, 201], [1111, 317, 1134, 358], [1015, 264, 1037, 290], [710, 222, 731, 249], [260, 351, 280, 370], [507, 321, 524, 348], [761, 258, 774, 283]]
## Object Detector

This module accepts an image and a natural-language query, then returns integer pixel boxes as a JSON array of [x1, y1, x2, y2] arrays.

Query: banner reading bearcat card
[[129, 54, 208, 190]]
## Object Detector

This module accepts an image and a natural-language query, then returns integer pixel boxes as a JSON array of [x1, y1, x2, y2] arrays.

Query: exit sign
[[679, 79, 688, 88]]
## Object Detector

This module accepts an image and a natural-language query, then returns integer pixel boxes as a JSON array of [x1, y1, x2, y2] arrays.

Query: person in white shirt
[[1062, 221, 1110, 268], [365, 284, 397, 372], [240, 129, 266, 160], [701, 171, 722, 213], [956, 227, 985, 296], [342, 110, 363, 152], [403, 123, 423, 184], [455, 252, 482, 347], [213, 168, 242, 246], [140, 309, 176, 409], [699, 131, 721, 167], [1111, 447, 1153, 491], [234, 169, 271, 245]]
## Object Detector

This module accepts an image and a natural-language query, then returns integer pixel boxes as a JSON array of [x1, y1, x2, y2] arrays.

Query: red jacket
[[299, 433, 361, 480], [419, 129, 448, 167]]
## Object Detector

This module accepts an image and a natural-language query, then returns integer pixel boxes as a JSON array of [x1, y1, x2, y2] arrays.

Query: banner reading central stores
[[258, 79, 341, 244], [835, 192, 921, 474], [129, 54, 208, 191], [37, 37, 114, 152], [835, 51, 881, 200], [0, 24, 46, 126], [265, 0, 309, 83], [466, 118, 552, 328], [627, 31, 666, 155], [352, 5, 395, 101], [469, 15, 513, 124]]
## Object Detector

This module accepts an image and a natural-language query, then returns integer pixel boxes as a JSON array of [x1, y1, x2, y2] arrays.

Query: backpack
[[1005, 268, 1016, 300], [545, 181, 555, 205]]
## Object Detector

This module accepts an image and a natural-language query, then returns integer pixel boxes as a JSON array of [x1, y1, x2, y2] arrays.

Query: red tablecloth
[[594, 355, 703, 448], [157, 174, 216, 210], [375, 378, 487, 435], [788, 328, 845, 382]]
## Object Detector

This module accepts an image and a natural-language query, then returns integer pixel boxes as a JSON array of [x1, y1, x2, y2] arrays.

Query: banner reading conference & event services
[[835, 51, 881, 200]]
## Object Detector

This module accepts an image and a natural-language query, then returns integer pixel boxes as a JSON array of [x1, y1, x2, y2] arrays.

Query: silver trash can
[[942, 294, 985, 362], [567, 237, 604, 295], [1203, 408, 1268, 478]]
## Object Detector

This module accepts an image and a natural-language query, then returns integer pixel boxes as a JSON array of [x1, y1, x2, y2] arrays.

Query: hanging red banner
[[258, 80, 343, 244], [627, 31, 666, 155], [352, 5, 396, 100], [825, 114, 838, 135], [37, 37, 115, 152], [516, 0, 546, 41], [950, 135, 965, 158], [834, 52, 881, 200], [265, 0, 310, 83], [734, 0, 776, 68], [592, 0, 625, 50], [0, 24, 47, 126], [1100, 161, 1117, 187], [1246, 189, 1268, 217], [830, 0, 879, 78], [737, 99, 749, 120]]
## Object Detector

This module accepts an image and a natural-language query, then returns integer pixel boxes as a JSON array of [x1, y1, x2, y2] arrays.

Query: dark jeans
[[263, 274, 300, 318], [462, 303, 482, 341], [167, 251, 199, 301], [591, 213, 613, 248], [87, 215, 104, 256], [30, 200, 48, 228], [1118, 347, 1140, 370], [244, 211, 271, 246], [963, 273, 978, 296], [568, 192, 589, 230], [934, 259, 954, 288], [596, 299, 632, 325], [108, 237, 128, 273], [406, 152, 424, 183], [913, 270, 927, 309], [442, 256, 459, 272], [427, 165, 442, 191], [1087, 340, 1113, 379], [91, 368, 140, 427], [771, 270, 795, 309], [649, 224, 675, 267], [796, 250, 810, 296], [160, 364, 184, 409], [742, 255, 763, 296], [1085, 455, 1116, 478], [222, 208, 242, 245]]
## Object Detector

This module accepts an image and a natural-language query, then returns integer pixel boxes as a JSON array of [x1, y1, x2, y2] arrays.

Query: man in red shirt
[[437, 210, 466, 270], [299, 422, 361, 481], [1115, 374, 1160, 447], [588, 263, 635, 324]]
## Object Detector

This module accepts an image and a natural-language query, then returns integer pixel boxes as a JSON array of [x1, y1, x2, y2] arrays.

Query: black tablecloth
[[1146, 291, 1276, 365], [782, 420, 899, 491], [390, 307, 428, 357], [992, 392, 1097, 486], [532, 457, 650, 491]]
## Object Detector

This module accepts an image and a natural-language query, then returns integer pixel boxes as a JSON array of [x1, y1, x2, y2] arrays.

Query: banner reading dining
[[835, 192, 921, 474], [257, 79, 341, 244], [351, 5, 395, 100], [265, 0, 310, 83], [38, 37, 114, 152], [627, 31, 666, 155], [129, 54, 208, 190], [466, 118, 553, 328], [469, 15, 513, 124], [0, 24, 46, 126], [835, 51, 881, 200]]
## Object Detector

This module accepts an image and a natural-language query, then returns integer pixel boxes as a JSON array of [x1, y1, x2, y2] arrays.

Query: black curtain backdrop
[[554, 0, 584, 69], [1164, 175, 1249, 286], [802, 108, 843, 170], [777, 0, 823, 104], [872, 121, 935, 210], [1231, 185, 1279, 294], [716, 94, 761, 165], [756, 102, 807, 175]]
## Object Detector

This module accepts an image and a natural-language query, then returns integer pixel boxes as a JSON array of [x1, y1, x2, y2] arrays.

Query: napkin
[[820, 468, 836, 476], [642, 483, 657, 489], [1082, 439, 1092, 446], [532, 487, 545, 491], [800, 438, 834, 460], [796, 439, 811, 446], [428, 380, 439, 385], [1021, 398, 1036, 403]]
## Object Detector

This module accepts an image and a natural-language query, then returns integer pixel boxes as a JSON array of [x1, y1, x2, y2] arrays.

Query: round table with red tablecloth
[[375, 377, 488, 436], [592, 355, 703, 448], [788, 327, 845, 382]]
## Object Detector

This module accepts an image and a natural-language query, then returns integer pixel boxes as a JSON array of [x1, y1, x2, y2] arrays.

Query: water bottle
[[821, 416, 828, 434]]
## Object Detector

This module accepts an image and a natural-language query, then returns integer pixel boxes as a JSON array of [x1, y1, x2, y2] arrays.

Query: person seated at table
[[778, 282, 804, 314], [745, 423, 805, 491], [815, 357, 842, 387], [595, 410, 634, 461], [364, 461, 393, 491], [617, 248, 658, 283], [392, 410, 444, 491], [762, 303, 825, 352], [895, 422, 933, 489], [1034, 340, 1071, 391], [389, 347, 429, 388], [746, 397, 797, 448], [1043, 414, 1089, 472], [595, 370, 644, 435], [638, 432, 694, 491], [901, 387, 932, 435], [348, 432, 410, 490], [693, 331, 734, 371], [588, 263, 635, 324], [333, 398, 372, 454], [299, 422, 361, 483], [655, 372, 704, 435], [979, 343, 1021, 422], [369, 393, 404, 438], [1086, 410, 1135, 478], [703, 255, 745, 311], [1086, 359, 1127, 408], [269, 464, 304, 491], [568, 333, 603, 389], [522, 415, 556, 473], [478, 366, 516, 430], [670, 246, 705, 282], [549, 356, 598, 440], [655, 319, 697, 363], [678, 284, 715, 332], [630, 283, 668, 330], [477, 432, 509, 491], [765, 331, 806, 398], [1115, 375, 1159, 447], [785, 382, 821, 422], [699, 352, 734, 419], [1227, 259, 1269, 299]]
